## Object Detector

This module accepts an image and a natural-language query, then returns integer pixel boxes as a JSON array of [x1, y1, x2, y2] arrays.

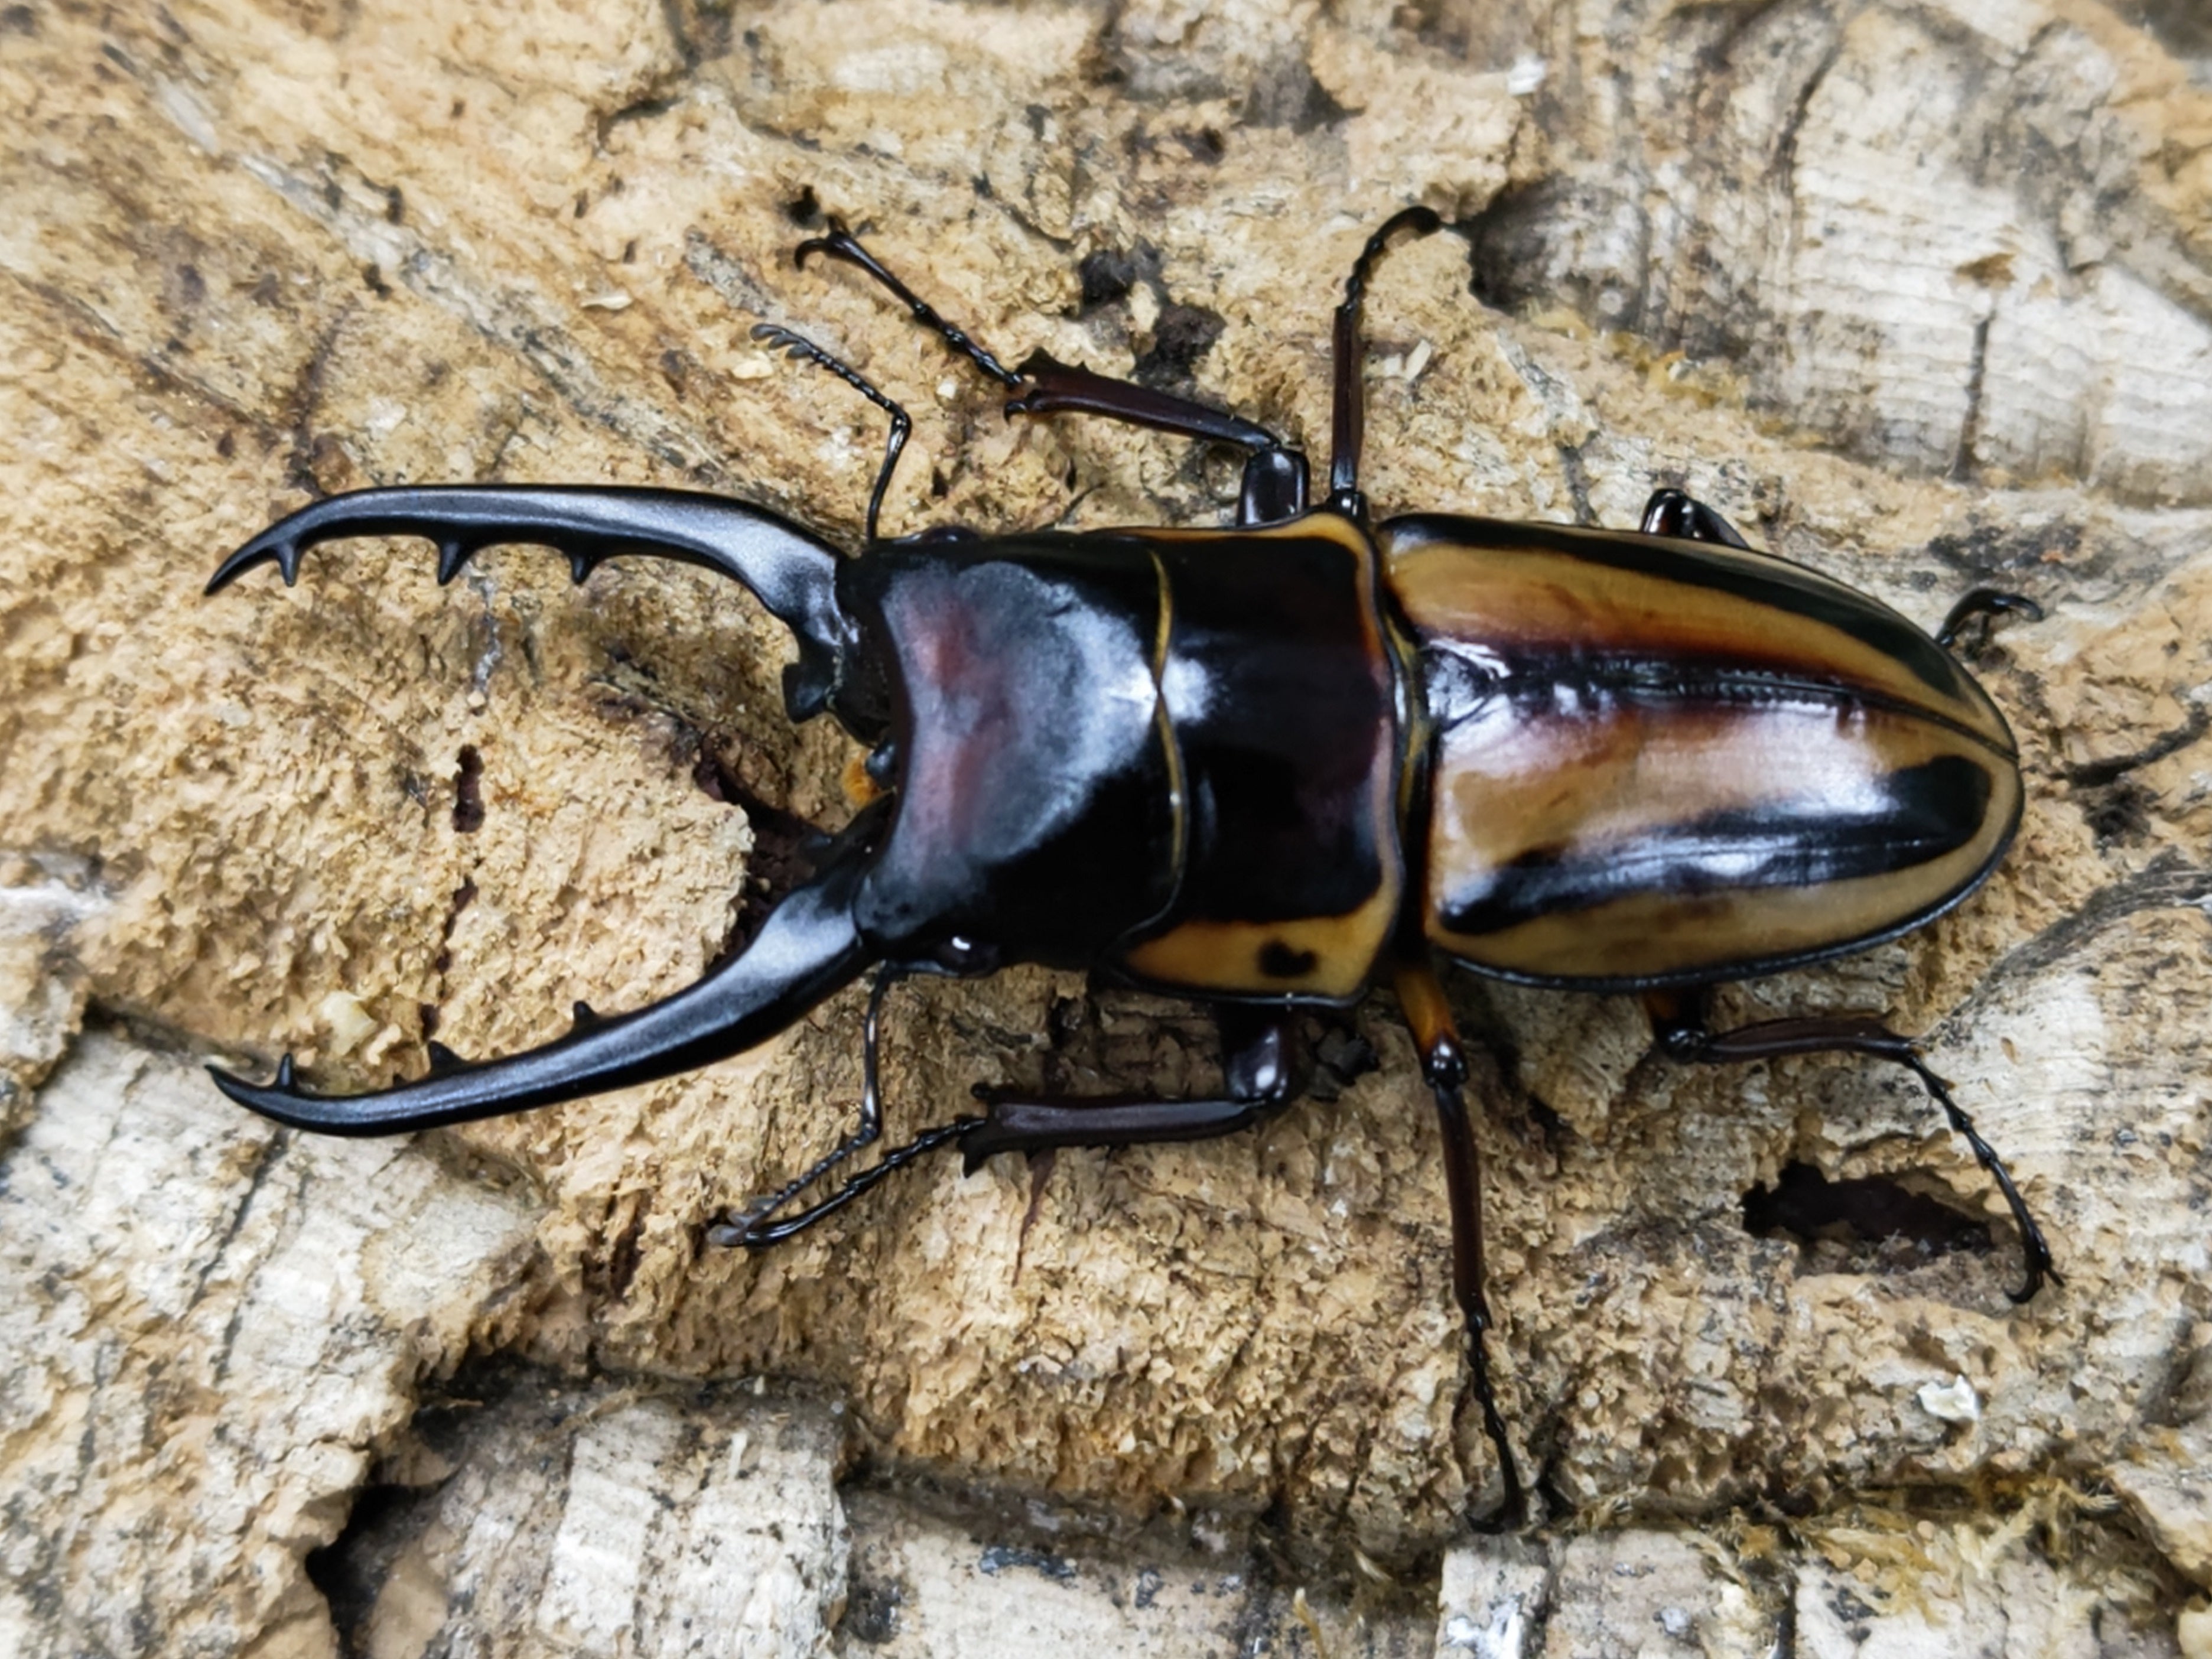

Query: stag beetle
[[207, 207, 2057, 1523]]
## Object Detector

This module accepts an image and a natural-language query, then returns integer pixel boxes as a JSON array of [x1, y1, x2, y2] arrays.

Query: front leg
[[791, 214, 1311, 526], [710, 1001, 1300, 1249]]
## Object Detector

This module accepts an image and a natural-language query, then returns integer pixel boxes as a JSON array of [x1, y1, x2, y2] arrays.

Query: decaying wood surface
[[4, 0, 2211, 1653]]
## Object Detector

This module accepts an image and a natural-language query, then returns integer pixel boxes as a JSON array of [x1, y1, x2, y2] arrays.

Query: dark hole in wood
[[692, 739, 825, 960], [451, 745, 485, 834], [1743, 1162, 1993, 1264]]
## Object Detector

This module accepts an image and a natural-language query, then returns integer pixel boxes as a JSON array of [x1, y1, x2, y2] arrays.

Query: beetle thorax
[[847, 543, 1179, 969]]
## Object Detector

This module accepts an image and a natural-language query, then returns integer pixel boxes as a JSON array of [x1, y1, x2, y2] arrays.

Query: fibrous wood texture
[[3, 0, 2211, 1653]]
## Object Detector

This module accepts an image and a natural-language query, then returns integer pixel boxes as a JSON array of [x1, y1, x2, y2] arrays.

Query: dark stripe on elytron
[[1419, 646, 2017, 758], [1382, 514, 1974, 710], [1439, 753, 1995, 938]]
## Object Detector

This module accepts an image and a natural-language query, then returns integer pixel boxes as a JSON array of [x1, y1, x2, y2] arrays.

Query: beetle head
[[202, 495, 1182, 1136]]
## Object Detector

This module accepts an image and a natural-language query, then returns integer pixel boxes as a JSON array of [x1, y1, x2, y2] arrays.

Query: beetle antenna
[[752, 323, 912, 544]]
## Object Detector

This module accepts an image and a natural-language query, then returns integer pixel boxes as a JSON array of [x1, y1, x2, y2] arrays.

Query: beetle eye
[[864, 741, 899, 786], [934, 934, 999, 975]]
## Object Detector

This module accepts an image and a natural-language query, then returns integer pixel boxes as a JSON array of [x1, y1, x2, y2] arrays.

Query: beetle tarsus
[[1640, 486, 1754, 549], [1400, 955, 1527, 1527], [1654, 1007, 2059, 1303], [795, 216, 1023, 389], [709, 970, 902, 1242], [708, 1114, 986, 1249], [705, 966, 994, 1252], [1460, 1283, 1525, 1536], [1937, 587, 2042, 651], [1895, 1050, 2060, 1303], [1431, 1069, 1526, 1528]]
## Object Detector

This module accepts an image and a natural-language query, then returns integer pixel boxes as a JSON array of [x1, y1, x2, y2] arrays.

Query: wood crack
[[2061, 705, 2211, 788], [1975, 853, 2212, 997]]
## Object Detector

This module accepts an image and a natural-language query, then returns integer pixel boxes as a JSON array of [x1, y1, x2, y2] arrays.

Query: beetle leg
[[1007, 353, 1310, 526], [1397, 958, 1527, 1529], [752, 323, 912, 545], [789, 215, 1310, 525], [704, 968, 992, 1248], [713, 1004, 1299, 1248], [1650, 1003, 2060, 1303], [720, 968, 899, 1231], [954, 1004, 1302, 1165], [795, 216, 1024, 389], [1326, 206, 1444, 518], [1639, 487, 1755, 549], [709, 1115, 985, 1248], [1936, 587, 2043, 650]]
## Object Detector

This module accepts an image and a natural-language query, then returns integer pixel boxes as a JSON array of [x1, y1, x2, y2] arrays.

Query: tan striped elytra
[[1380, 514, 2024, 988]]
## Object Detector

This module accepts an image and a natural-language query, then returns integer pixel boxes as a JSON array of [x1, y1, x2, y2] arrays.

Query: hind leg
[[1647, 993, 2058, 1302]]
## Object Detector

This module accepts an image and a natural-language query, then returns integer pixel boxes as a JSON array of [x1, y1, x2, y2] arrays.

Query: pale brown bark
[[2, 0, 2210, 1652]]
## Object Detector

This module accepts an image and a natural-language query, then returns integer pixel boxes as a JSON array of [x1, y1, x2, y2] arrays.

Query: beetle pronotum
[[207, 207, 2054, 1523]]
